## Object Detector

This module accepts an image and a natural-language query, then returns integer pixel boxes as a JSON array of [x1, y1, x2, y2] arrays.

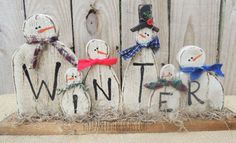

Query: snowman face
[[177, 45, 206, 67], [86, 39, 109, 59], [65, 68, 82, 85], [135, 28, 154, 45], [23, 14, 57, 39], [160, 64, 176, 80]]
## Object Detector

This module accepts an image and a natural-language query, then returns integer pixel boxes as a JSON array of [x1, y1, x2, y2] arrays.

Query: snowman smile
[[97, 50, 107, 55], [193, 54, 203, 61], [38, 26, 55, 33]]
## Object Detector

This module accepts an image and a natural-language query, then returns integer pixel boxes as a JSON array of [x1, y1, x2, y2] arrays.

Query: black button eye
[[35, 27, 38, 30], [147, 34, 149, 36], [188, 59, 191, 62], [96, 47, 99, 50], [94, 49, 96, 51], [38, 26, 41, 29], [191, 57, 193, 59]]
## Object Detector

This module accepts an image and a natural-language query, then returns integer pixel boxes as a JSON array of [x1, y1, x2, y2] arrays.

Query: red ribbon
[[78, 58, 118, 71]]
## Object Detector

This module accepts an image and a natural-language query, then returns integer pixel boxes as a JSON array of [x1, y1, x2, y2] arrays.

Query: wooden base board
[[0, 113, 236, 135]]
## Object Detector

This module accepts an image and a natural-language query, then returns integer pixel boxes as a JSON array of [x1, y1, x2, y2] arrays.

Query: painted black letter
[[188, 81, 204, 105], [159, 92, 173, 112], [133, 63, 154, 103], [22, 62, 61, 101], [73, 94, 78, 114], [93, 78, 111, 101]]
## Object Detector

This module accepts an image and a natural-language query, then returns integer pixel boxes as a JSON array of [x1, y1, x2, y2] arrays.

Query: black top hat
[[130, 4, 159, 32]]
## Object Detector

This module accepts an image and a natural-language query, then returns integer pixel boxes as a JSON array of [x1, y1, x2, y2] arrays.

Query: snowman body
[[84, 39, 120, 112], [147, 64, 181, 118], [122, 28, 159, 113], [60, 68, 90, 117], [177, 46, 224, 112], [12, 14, 77, 117]]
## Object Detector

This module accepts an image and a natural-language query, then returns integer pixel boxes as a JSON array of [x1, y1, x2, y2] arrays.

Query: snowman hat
[[130, 4, 159, 33]]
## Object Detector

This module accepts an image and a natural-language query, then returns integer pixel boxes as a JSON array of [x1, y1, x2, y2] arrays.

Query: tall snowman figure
[[120, 4, 160, 113], [145, 64, 187, 118], [12, 14, 77, 117], [176, 45, 224, 112], [78, 39, 120, 112], [60, 68, 91, 118]]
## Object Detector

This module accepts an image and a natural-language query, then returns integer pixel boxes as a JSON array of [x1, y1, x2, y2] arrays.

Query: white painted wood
[[148, 64, 181, 119], [220, 0, 236, 95], [72, 0, 120, 78], [12, 14, 77, 117], [122, 49, 159, 113], [0, 0, 25, 94], [61, 68, 91, 117], [170, 0, 221, 66], [176, 46, 224, 112], [121, 0, 169, 74], [83, 39, 120, 112], [24, 0, 73, 49]]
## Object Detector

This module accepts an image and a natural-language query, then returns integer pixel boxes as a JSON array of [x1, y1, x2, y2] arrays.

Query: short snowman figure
[[145, 64, 187, 117], [120, 4, 160, 113], [78, 39, 120, 112], [59, 68, 91, 118], [12, 14, 77, 117], [176, 45, 224, 112]]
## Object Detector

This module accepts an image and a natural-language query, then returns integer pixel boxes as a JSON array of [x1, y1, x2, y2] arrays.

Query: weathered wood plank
[[0, 0, 25, 94], [219, 0, 236, 95], [0, 113, 236, 135], [169, 0, 221, 66], [72, 0, 120, 78], [121, 0, 169, 74], [24, 0, 73, 49]]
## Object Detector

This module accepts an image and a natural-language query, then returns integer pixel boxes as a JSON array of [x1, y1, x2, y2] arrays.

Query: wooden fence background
[[0, 0, 236, 95]]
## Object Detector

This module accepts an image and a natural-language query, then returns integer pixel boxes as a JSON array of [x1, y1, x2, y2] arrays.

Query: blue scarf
[[180, 64, 224, 81], [120, 37, 160, 60]]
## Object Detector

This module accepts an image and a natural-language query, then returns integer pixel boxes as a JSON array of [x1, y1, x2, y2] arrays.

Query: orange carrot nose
[[38, 26, 55, 33], [66, 77, 75, 81], [139, 34, 146, 38], [97, 50, 107, 55], [193, 54, 203, 61]]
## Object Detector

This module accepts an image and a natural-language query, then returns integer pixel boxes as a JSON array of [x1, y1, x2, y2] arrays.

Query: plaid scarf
[[180, 64, 224, 81], [120, 37, 160, 60], [144, 79, 187, 92], [26, 36, 77, 69]]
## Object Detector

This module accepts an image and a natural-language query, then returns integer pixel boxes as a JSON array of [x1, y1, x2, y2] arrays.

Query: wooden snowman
[[78, 39, 120, 112], [12, 14, 77, 117], [145, 64, 187, 118], [60, 68, 91, 118], [120, 4, 160, 113], [176, 45, 224, 112]]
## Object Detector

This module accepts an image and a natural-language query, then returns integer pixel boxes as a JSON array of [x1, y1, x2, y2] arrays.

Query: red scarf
[[78, 58, 117, 71]]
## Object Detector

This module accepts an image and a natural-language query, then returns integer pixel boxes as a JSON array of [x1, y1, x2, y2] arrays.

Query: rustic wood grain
[[72, 0, 120, 78], [24, 0, 73, 49], [121, 0, 169, 76], [0, 0, 25, 94], [219, 0, 236, 95], [0, 113, 236, 135], [169, 0, 221, 66]]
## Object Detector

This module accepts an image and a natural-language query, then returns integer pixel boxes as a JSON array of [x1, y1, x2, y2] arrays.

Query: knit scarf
[[26, 36, 77, 69], [144, 79, 187, 92], [57, 81, 87, 95]]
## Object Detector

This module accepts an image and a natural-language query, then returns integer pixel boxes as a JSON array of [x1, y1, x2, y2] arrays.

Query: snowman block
[[145, 64, 187, 118], [78, 39, 120, 112], [12, 14, 78, 117], [120, 4, 160, 113], [176, 45, 224, 112], [59, 68, 91, 118]]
